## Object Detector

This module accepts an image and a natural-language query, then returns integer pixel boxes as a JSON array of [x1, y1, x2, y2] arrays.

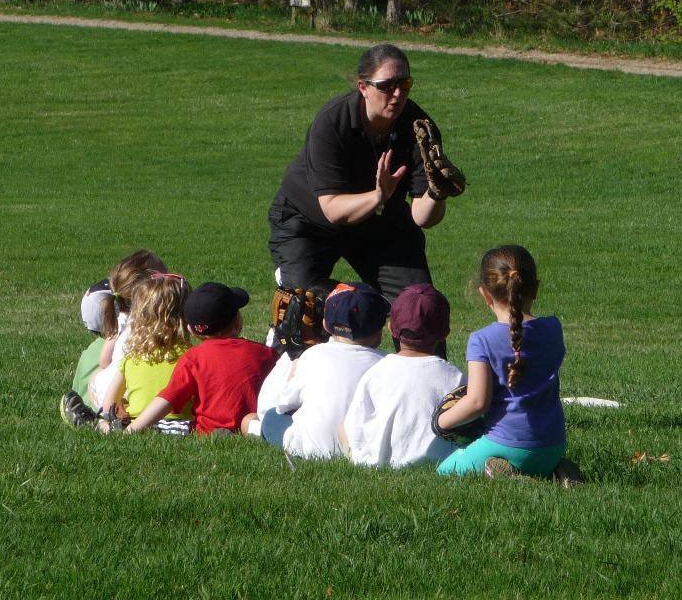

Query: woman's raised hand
[[375, 149, 407, 206]]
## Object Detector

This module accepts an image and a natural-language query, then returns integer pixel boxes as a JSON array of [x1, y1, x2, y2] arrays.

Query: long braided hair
[[479, 245, 539, 388]]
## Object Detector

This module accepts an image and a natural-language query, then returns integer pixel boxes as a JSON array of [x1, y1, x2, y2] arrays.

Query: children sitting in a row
[[62, 244, 576, 480], [256, 282, 389, 458], [100, 273, 194, 435], [61, 254, 278, 435], [126, 282, 278, 434], [341, 283, 465, 468]]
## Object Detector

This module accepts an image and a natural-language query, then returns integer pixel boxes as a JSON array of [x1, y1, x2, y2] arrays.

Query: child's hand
[[97, 420, 111, 435]]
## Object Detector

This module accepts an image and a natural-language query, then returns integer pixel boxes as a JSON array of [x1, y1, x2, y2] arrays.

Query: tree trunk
[[386, 0, 401, 25]]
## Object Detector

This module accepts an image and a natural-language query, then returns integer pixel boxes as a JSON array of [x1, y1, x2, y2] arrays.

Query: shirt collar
[[349, 91, 363, 131]]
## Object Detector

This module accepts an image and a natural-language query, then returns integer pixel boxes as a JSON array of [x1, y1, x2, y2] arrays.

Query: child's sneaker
[[552, 458, 585, 488], [60, 391, 99, 428], [484, 457, 518, 478]]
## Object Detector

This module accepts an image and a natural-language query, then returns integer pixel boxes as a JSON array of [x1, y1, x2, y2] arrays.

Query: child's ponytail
[[479, 245, 539, 389], [101, 249, 167, 340], [506, 270, 526, 388], [101, 293, 119, 339]]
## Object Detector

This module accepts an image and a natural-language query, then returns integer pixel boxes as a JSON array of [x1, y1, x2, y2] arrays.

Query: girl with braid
[[436, 245, 570, 478]]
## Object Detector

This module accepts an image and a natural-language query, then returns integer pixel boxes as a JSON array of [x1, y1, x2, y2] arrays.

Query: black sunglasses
[[364, 77, 413, 94]]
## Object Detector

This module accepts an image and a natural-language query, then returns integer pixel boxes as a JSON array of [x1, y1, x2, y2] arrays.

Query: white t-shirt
[[276, 338, 385, 459], [91, 312, 130, 407], [111, 312, 130, 363], [344, 354, 465, 468], [257, 353, 293, 420]]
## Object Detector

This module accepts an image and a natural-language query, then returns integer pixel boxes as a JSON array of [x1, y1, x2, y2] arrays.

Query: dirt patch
[[2, 13, 682, 78]]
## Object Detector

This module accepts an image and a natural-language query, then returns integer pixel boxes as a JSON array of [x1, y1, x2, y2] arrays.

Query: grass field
[[2, 21, 682, 599]]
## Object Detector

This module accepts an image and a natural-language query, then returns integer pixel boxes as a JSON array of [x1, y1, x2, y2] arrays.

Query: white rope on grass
[[562, 397, 621, 408]]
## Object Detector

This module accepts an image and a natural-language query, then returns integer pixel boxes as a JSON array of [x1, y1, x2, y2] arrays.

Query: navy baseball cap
[[184, 282, 249, 336], [323, 282, 390, 340], [390, 283, 450, 350]]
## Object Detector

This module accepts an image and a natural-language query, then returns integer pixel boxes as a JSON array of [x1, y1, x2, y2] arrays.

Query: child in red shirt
[[126, 282, 278, 435]]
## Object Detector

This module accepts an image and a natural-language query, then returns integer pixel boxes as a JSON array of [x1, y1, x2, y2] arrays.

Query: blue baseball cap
[[323, 282, 390, 340]]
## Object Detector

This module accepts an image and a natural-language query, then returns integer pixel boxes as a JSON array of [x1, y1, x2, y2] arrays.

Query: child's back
[[345, 353, 463, 467], [120, 354, 190, 420], [90, 250, 167, 407], [127, 282, 278, 435], [97, 273, 193, 433], [163, 336, 278, 433], [469, 317, 564, 448], [263, 282, 390, 458], [277, 337, 385, 458], [436, 245, 570, 478], [344, 283, 464, 467]]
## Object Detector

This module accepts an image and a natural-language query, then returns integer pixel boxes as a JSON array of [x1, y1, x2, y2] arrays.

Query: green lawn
[[1, 22, 682, 599]]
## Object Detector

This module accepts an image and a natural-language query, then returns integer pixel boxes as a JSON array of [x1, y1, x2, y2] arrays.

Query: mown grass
[[1, 21, 682, 599]]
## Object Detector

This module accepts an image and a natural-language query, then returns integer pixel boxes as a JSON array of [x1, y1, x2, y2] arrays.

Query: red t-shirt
[[160, 337, 278, 434]]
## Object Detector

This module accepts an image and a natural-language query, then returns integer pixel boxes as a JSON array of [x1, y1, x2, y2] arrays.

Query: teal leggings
[[436, 435, 566, 477]]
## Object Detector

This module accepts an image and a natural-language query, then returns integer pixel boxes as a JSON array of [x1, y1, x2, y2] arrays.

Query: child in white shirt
[[261, 282, 390, 459], [242, 280, 338, 437], [341, 283, 465, 468]]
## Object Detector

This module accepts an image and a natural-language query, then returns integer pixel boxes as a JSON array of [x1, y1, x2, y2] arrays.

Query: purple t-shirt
[[467, 316, 566, 449]]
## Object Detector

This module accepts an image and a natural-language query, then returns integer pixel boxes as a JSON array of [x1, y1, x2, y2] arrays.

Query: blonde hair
[[101, 249, 167, 339], [125, 274, 191, 364]]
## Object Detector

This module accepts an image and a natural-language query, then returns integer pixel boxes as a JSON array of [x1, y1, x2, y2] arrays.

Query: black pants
[[268, 192, 433, 302], [268, 192, 447, 358]]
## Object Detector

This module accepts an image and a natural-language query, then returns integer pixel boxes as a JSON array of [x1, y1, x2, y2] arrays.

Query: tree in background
[[337, 0, 402, 26], [386, 0, 401, 25]]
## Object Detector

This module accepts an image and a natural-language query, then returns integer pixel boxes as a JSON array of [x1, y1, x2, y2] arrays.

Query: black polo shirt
[[279, 90, 434, 236]]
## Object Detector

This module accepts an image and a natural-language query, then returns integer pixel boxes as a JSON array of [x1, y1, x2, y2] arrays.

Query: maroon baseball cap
[[390, 283, 450, 349]]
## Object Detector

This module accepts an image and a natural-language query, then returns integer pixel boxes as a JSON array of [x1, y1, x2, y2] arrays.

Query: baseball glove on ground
[[413, 118, 466, 201], [431, 384, 486, 443], [96, 403, 131, 433], [271, 287, 328, 359]]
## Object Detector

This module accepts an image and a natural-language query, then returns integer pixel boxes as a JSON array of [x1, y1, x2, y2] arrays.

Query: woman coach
[[268, 43, 466, 305]]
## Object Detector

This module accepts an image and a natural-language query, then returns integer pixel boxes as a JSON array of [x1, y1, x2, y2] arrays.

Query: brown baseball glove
[[413, 118, 466, 201], [431, 384, 485, 443], [270, 287, 329, 359]]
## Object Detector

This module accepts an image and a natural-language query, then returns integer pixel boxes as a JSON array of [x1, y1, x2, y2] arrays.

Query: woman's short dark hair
[[357, 44, 409, 80]]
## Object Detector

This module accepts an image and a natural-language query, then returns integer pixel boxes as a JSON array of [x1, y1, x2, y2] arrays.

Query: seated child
[[261, 282, 389, 459], [436, 245, 572, 479], [126, 282, 279, 435], [242, 279, 339, 437], [341, 283, 465, 468], [89, 249, 167, 408], [98, 273, 194, 434], [60, 279, 112, 425]]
